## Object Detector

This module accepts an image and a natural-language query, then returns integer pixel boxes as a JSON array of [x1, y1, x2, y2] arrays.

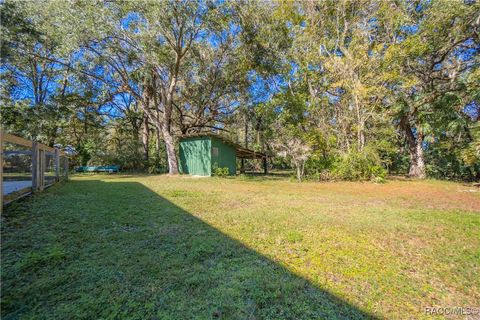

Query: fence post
[[65, 157, 69, 180], [39, 149, 45, 190], [32, 141, 39, 191], [54, 149, 60, 182]]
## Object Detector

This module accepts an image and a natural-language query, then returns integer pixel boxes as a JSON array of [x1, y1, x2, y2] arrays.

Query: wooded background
[[1, 0, 479, 181]]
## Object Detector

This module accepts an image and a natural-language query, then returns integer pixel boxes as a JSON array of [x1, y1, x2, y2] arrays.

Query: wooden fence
[[1, 131, 68, 212]]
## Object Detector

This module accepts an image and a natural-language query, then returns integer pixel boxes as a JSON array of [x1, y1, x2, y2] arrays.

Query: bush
[[213, 167, 230, 177], [319, 170, 333, 181], [305, 169, 333, 182], [332, 147, 387, 181], [304, 155, 335, 179]]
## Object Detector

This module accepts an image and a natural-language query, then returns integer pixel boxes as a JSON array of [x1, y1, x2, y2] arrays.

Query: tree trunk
[[139, 72, 179, 175], [401, 116, 426, 179], [142, 113, 150, 162], [156, 125, 162, 154], [294, 160, 303, 182], [162, 126, 178, 175], [357, 121, 365, 151], [354, 94, 365, 151], [160, 55, 181, 175], [140, 100, 178, 175], [408, 131, 426, 179], [241, 111, 249, 173], [160, 105, 179, 175]]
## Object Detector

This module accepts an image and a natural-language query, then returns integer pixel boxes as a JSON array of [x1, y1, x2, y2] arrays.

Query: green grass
[[2, 174, 479, 319]]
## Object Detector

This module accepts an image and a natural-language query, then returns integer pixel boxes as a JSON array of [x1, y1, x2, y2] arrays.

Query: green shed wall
[[211, 137, 236, 176], [179, 137, 211, 176]]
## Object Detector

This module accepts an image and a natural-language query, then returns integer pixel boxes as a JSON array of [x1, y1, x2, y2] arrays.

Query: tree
[[1, 1, 71, 145], [2, 0, 478, 180], [25, 0, 254, 174], [383, 0, 480, 178], [272, 122, 312, 182]]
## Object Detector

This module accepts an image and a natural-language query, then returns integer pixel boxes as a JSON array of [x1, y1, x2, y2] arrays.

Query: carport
[[236, 147, 268, 175]]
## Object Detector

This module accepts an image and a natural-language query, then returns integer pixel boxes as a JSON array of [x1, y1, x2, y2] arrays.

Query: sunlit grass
[[2, 174, 479, 319]]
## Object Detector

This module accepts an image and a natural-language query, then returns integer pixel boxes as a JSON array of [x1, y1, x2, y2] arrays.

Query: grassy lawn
[[1, 174, 479, 319]]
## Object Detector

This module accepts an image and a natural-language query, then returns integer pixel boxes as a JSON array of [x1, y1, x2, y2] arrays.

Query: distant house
[[178, 134, 267, 176]]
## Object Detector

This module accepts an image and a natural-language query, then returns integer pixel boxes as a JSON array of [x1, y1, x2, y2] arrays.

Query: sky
[[3, 2, 478, 127]]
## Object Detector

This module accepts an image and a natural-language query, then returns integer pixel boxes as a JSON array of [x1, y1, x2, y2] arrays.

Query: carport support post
[[263, 157, 268, 175], [54, 149, 60, 182]]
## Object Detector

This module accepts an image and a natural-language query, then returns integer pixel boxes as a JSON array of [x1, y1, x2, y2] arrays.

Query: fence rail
[[1, 131, 68, 212]]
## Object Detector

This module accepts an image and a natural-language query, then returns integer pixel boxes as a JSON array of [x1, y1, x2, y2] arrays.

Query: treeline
[[1, 0, 479, 181]]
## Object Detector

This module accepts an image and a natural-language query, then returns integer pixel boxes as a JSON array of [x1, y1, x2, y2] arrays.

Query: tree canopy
[[1, 0, 479, 180]]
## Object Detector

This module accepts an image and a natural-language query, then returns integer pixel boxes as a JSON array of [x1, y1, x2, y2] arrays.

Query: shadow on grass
[[1, 179, 378, 319]]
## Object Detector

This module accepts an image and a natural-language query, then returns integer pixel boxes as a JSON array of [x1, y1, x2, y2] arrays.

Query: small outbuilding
[[179, 134, 267, 176]]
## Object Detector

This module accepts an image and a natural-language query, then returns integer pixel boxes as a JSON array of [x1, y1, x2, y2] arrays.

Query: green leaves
[[2, 0, 478, 179]]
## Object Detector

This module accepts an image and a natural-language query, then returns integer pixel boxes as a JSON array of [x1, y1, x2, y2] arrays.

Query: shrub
[[319, 170, 333, 181], [305, 169, 333, 182], [213, 167, 230, 177], [304, 155, 335, 179], [332, 147, 387, 181]]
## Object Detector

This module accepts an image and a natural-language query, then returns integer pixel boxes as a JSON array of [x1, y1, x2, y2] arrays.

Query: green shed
[[179, 135, 237, 176], [179, 134, 268, 176]]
